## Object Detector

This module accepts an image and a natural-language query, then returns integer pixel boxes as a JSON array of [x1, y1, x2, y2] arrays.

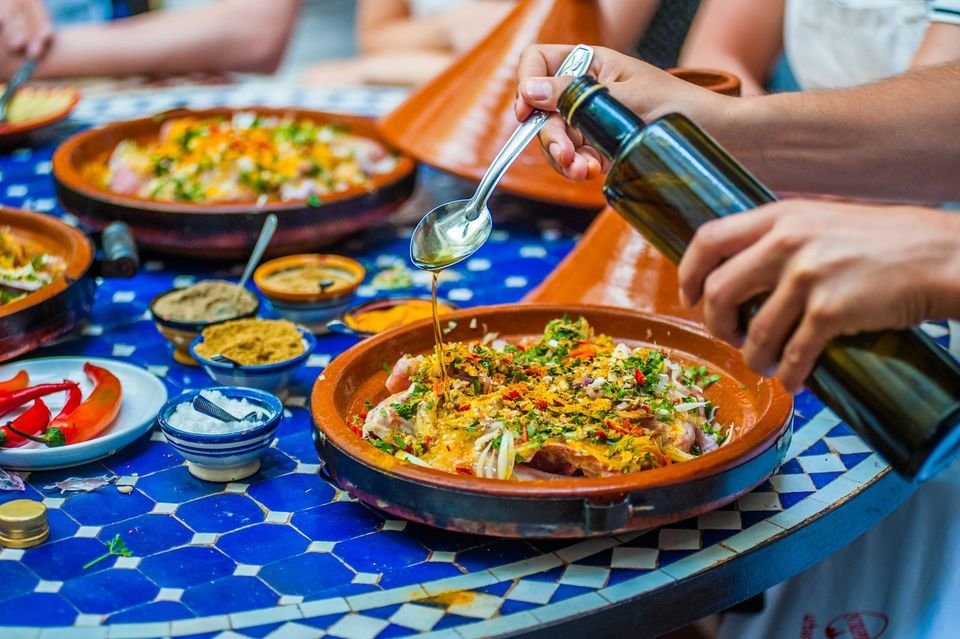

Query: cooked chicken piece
[[385, 354, 422, 394], [526, 443, 614, 478], [362, 388, 414, 441]]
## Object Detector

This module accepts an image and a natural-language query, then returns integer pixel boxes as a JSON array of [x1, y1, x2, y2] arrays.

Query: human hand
[[514, 44, 733, 181], [0, 0, 52, 59], [677, 200, 960, 393]]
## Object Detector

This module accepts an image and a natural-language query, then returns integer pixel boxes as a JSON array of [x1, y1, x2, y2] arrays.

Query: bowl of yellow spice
[[190, 318, 316, 394]]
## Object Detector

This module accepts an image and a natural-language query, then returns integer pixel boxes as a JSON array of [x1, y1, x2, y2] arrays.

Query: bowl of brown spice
[[189, 318, 316, 394], [150, 280, 260, 366]]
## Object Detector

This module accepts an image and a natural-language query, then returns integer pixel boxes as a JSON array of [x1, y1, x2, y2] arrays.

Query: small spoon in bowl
[[192, 394, 260, 423], [410, 44, 594, 271], [216, 213, 278, 320]]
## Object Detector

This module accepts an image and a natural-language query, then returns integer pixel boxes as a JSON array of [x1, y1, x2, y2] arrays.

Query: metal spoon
[[0, 58, 38, 123], [220, 213, 277, 318], [192, 394, 260, 423], [410, 44, 594, 271]]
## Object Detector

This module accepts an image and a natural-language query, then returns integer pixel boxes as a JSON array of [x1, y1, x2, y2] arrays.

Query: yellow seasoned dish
[[87, 113, 397, 203], [354, 316, 732, 480], [0, 228, 65, 306]]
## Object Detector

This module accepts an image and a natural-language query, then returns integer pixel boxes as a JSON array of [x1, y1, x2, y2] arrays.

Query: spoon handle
[[233, 213, 278, 306], [468, 44, 594, 217], [0, 58, 37, 123]]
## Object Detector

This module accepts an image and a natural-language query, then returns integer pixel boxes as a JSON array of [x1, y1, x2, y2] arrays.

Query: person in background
[[302, 0, 663, 87], [679, 0, 960, 95], [0, 0, 299, 80], [516, 44, 960, 639]]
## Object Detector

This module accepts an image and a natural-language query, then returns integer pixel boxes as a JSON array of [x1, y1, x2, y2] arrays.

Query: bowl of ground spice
[[150, 280, 260, 366], [189, 318, 316, 393]]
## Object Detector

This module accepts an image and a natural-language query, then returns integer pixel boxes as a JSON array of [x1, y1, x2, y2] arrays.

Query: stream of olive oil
[[431, 271, 449, 404]]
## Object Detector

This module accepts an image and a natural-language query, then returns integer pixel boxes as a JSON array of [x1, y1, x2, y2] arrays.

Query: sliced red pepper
[[0, 381, 78, 419], [634, 369, 646, 387], [534, 399, 548, 411], [54, 384, 82, 422], [455, 465, 473, 475], [40, 364, 122, 447], [0, 371, 29, 392], [0, 399, 51, 448], [457, 404, 471, 412], [503, 389, 521, 401]]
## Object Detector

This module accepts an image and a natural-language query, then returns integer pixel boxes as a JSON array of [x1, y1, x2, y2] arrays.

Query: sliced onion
[[675, 401, 708, 412], [395, 451, 431, 468], [497, 430, 515, 480]]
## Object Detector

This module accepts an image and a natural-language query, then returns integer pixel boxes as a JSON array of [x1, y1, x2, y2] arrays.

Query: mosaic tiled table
[[0, 84, 935, 639]]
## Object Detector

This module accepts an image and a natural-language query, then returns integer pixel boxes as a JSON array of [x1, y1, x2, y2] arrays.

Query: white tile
[[697, 510, 742, 530], [826, 436, 872, 455], [40, 629, 106, 639], [530, 592, 608, 624], [466, 258, 491, 271], [519, 245, 547, 258], [428, 551, 456, 563], [264, 624, 323, 639], [116, 476, 139, 487], [351, 572, 381, 585], [149, 431, 168, 442], [455, 612, 543, 639], [225, 482, 249, 493], [233, 564, 261, 577], [151, 503, 177, 514], [231, 605, 302, 630], [489, 229, 510, 242], [107, 622, 172, 638], [610, 547, 658, 570], [0, 548, 25, 560], [737, 492, 782, 512], [506, 580, 558, 604], [112, 291, 136, 303], [555, 537, 619, 563], [35, 580, 63, 593], [658, 528, 700, 550], [111, 344, 136, 357], [770, 473, 817, 494], [798, 453, 846, 474], [488, 554, 563, 581], [212, 632, 247, 639], [266, 511, 292, 524], [808, 476, 861, 505], [307, 354, 331, 368], [156, 588, 183, 602], [170, 615, 231, 636], [769, 496, 831, 530], [307, 541, 335, 553], [389, 603, 445, 631], [147, 365, 169, 378], [74, 614, 106, 627], [446, 592, 503, 619], [505, 276, 528, 288], [325, 614, 389, 639], [661, 545, 737, 581], [143, 260, 165, 272], [286, 396, 307, 408], [172, 275, 196, 289], [191, 532, 218, 545], [421, 572, 498, 597], [113, 556, 141, 569], [447, 288, 473, 302], [75, 526, 102, 538], [35, 161, 52, 175], [263, 622, 320, 639], [920, 322, 949, 338], [279, 595, 304, 605], [541, 228, 561, 241], [559, 565, 609, 589], [346, 586, 427, 611], [842, 454, 888, 485], [381, 520, 406, 532], [721, 521, 785, 554], [81, 324, 104, 336], [42, 498, 65, 509], [296, 463, 323, 474], [600, 571, 675, 604], [297, 597, 350, 619]]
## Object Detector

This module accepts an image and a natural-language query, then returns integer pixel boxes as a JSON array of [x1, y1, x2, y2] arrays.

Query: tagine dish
[[52, 107, 418, 258], [357, 316, 731, 479], [84, 112, 396, 204], [0, 226, 66, 306]]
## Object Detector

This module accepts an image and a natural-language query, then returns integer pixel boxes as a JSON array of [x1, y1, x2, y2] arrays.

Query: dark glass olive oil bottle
[[558, 76, 960, 480]]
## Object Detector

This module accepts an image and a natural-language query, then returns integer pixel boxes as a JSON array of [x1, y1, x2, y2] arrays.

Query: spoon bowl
[[410, 199, 493, 270]]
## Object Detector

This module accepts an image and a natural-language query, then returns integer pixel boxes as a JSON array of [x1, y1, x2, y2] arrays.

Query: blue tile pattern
[[0, 83, 936, 638]]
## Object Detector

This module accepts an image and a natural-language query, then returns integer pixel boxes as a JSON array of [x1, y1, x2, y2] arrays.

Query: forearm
[[358, 15, 450, 54], [713, 65, 960, 202], [35, 0, 297, 78]]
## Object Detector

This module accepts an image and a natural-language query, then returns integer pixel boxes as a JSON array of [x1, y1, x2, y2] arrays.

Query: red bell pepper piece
[[40, 364, 122, 447], [634, 369, 646, 387], [0, 371, 29, 392], [0, 399, 51, 448], [0, 381, 79, 419]]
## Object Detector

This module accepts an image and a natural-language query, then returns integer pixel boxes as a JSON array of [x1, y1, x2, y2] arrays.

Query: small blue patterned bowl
[[189, 328, 317, 394], [158, 386, 284, 482]]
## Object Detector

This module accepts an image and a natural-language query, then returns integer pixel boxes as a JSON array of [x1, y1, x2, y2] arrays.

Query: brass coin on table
[[0, 499, 49, 549]]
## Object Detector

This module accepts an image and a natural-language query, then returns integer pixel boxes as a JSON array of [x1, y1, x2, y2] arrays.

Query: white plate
[[0, 357, 168, 471]]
